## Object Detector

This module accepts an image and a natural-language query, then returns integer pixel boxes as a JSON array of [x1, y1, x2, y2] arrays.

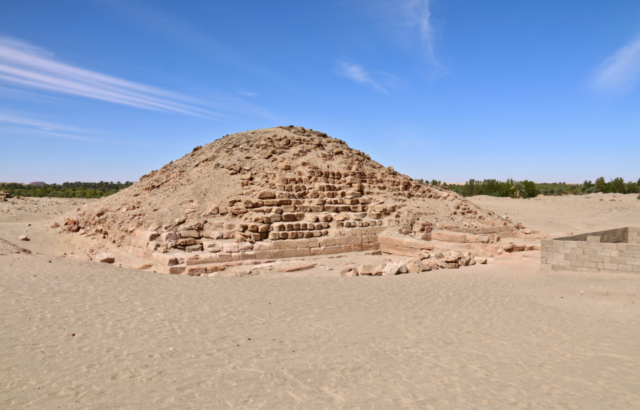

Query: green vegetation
[[448, 178, 640, 198], [0, 181, 133, 198], [418, 177, 640, 198]]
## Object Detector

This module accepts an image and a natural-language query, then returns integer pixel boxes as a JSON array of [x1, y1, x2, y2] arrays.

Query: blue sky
[[1, 0, 639, 184]]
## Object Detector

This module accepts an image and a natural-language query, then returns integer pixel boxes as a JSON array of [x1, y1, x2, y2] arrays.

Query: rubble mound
[[56, 126, 516, 264]]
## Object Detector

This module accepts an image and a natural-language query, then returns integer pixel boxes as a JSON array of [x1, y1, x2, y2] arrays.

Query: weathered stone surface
[[382, 261, 407, 276], [357, 264, 375, 275], [133, 230, 160, 241], [202, 240, 221, 253], [151, 252, 178, 266], [406, 260, 428, 273], [275, 261, 317, 272], [222, 243, 239, 253], [178, 230, 200, 239], [432, 230, 468, 243], [177, 238, 196, 247], [258, 191, 276, 199], [474, 256, 487, 264]]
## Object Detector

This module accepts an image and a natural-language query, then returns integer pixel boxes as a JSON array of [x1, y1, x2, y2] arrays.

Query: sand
[[1, 194, 639, 409], [468, 193, 640, 235]]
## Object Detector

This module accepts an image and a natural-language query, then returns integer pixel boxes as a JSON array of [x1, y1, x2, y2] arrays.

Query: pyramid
[[58, 126, 516, 272]]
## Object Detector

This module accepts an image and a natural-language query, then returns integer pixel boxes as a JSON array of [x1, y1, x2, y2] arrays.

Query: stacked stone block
[[541, 227, 640, 274]]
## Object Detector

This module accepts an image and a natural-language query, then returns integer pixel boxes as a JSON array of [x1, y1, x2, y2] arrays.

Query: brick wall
[[541, 227, 640, 274]]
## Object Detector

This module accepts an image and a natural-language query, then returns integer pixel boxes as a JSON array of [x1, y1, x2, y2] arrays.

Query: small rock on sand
[[95, 253, 115, 264], [18, 235, 29, 241], [340, 268, 358, 277]]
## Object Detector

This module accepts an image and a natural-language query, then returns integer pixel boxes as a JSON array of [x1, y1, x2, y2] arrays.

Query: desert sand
[[468, 193, 640, 235], [1, 194, 639, 409]]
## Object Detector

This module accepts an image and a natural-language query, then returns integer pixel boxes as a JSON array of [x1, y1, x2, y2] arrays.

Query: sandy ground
[[1, 195, 639, 409], [468, 193, 640, 236]]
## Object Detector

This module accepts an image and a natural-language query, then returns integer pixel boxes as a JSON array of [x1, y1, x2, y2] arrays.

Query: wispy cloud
[[0, 113, 91, 133], [0, 112, 185, 147], [0, 112, 103, 141], [237, 90, 258, 98], [359, 0, 444, 71], [338, 62, 387, 93], [400, 0, 436, 61], [592, 37, 640, 93], [0, 37, 219, 118]]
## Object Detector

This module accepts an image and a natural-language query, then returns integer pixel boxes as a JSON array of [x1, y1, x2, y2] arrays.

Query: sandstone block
[[133, 229, 160, 241], [382, 262, 407, 276], [160, 232, 178, 242], [275, 261, 317, 272], [178, 230, 200, 239], [406, 260, 428, 273], [230, 207, 248, 215], [151, 252, 178, 266], [258, 191, 276, 199], [223, 243, 239, 253], [357, 264, 375, 275], [177, 238, 196, 247], [159, 265, 186, 275], [202, 240, 222, 253]]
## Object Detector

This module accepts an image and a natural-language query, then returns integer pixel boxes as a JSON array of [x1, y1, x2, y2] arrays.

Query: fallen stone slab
[[378, 228, 434, 257], [275, 261, 317, 272]]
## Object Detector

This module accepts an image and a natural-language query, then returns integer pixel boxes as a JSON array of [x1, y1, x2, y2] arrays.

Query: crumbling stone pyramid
[[57, 126, 516, 272]]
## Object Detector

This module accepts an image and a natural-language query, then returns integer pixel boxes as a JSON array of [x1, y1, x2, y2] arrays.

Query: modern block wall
[[541, 227, 640, 274]]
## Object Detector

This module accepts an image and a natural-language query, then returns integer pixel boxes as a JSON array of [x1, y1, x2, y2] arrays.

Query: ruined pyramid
[[57, 126, 516, 271]]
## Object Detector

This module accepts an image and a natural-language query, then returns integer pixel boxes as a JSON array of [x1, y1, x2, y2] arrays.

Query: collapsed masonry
[[56, 126, 518, 274]]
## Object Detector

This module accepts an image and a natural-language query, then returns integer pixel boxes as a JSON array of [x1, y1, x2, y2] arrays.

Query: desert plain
[[1, 193, 639, 409]]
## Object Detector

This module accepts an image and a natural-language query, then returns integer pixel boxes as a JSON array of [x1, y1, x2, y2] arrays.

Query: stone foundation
[[541, 227, 640, 274]]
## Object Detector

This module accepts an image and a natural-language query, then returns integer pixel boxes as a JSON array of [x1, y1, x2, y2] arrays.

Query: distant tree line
[[416, 177, 640, 199], [0, 181, 133, 198], [425, 177, 640, 198]]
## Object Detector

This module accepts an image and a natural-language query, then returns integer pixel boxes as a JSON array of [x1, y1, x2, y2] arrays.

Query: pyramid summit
[[57, 126, 516, 271]]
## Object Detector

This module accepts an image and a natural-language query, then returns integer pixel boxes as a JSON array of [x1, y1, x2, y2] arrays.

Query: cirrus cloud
[[592, 37, 640, 93], [337, 62, 388, 93], [0, 37, 220, 118]]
